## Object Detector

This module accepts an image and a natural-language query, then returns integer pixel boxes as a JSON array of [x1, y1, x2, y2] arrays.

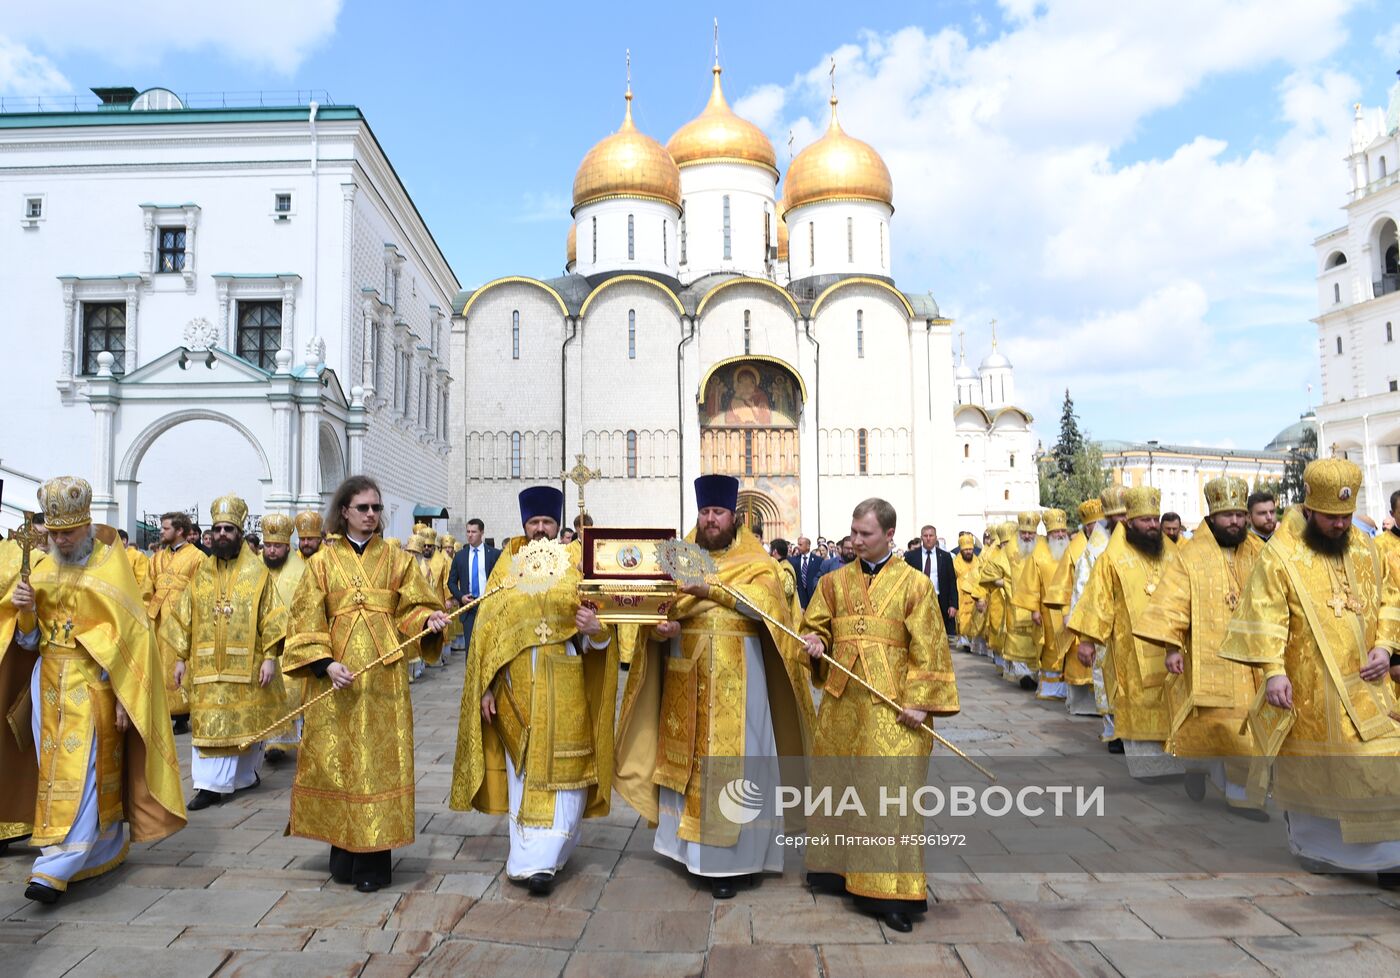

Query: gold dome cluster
[[572, 91, 682, 213], [781, 97, 893, 212], [667, 66, 777, 173]]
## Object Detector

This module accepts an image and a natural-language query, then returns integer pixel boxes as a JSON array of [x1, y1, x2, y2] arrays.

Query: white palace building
[[0, 87, 458, 539], [450, 60, 1037, 540]]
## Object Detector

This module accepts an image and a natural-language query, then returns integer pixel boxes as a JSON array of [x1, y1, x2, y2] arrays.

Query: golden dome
[[567, 223, 577, 265], [572, 90, 682, 213], [667, 66, 777, 174], [781, 97, 893, 212]]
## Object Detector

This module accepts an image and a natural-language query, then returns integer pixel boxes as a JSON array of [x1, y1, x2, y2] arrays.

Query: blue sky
[[4, 0, 1399, 450]]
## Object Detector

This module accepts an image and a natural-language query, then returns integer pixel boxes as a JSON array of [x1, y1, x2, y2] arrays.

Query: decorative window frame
[[359, 287, 392, 410], [140, 203, 201, 293], [21, 192, 46, 229], [56, 274, 142, 401], [212, 273, 300, 364], [270, 189, 296, 222], [383, 244, 405, 311]]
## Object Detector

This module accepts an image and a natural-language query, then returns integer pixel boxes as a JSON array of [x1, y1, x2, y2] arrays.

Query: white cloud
[[1, 0, 342, 77], [733, 84, 785, 130], [517, 192, 573, 224], [0, 36, 70, 95], [1375, 21, 1400, 57], [758, 2, 1367, 446]]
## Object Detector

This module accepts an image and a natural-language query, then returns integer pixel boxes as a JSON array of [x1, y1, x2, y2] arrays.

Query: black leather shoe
[[1228, 806, 1270, 822], [1379, 872, 1400, 890], [1184, 772, 1207, 802], [1106, 739, 1125, 754], [881, 911, 913, 933], [711, 877, 738, 899], [264, 748, 287, 765], [172, 717, 190, 735], [1019, 675, 1037, 691], [526, 872, 554, 895], [24, 882, 60, 904], [187, 789, 225, 811], [354, 879, 381, 893]]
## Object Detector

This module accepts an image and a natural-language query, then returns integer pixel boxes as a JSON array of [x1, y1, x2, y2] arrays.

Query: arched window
[[680, 205, 687, 264], [591, 217, 597, 263], [1009, 453, 1016, 468], [627, 214, 635, 261], [722, 195, 732, 260], [743, 310, 751, 355], [963, 443, 970, 459], [628, 309, 636, 359], [512, 310, 520, 360], [1336, 335, 1343, 355], [856, 309, 864, 358], [510, 431, 522, 478], [626, 430, 638, 478], [662, 220, 668, 265], [808, 222, 815, 266], [847, 216, 854, 263], [1334, 283, 1341, 304], [857, 428, 869, 474], [764, 210, 771, 255], [744, 430, 755, 476]]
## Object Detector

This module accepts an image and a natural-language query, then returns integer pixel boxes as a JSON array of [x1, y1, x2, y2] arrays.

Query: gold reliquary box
[[578, 527, 678, 624]]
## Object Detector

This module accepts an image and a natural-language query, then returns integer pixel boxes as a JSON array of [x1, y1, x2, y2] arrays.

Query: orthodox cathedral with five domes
[[449, 53, 1037, 539]]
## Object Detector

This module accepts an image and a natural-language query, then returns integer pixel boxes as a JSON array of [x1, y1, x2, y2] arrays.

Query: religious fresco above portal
[[700, 361, 802, 428]]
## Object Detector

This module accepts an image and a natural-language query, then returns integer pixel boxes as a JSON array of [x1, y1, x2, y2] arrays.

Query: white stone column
[[347, 386, 368, 474], [796, 317, 821, 535], [296, 349, 323, 509], [282, 281, 298, 358], [124, 281, 140, 372], [86, 352, 120, 525], [266, 350, 297, 510], [679, 316, 704, 531]]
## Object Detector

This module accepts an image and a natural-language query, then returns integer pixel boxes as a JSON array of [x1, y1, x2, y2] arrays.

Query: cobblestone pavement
[[5, 649, 1400, 977]]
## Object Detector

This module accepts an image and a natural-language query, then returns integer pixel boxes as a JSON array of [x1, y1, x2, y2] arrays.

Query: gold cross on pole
[[10, 510, 44, 584], [561, 454, 601, 517]]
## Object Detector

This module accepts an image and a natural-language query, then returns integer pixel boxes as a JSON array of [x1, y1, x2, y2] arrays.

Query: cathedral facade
[[450, 62, 1025, 540]]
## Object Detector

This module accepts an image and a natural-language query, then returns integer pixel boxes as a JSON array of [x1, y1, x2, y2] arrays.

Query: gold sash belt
[[326, 588, 397, 618]]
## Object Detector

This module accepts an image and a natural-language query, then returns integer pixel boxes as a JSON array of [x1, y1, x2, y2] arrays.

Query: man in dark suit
[[904, 524, 957, 634], [447, 518, 500, 658], [787, 536, 823, 608]]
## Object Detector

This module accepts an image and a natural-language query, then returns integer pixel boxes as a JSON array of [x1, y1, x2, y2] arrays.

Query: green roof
[[0, 104, 364, 129]]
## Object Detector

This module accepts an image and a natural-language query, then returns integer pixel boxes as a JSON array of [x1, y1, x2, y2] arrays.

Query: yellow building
[[1098, 440, 1287, 525]]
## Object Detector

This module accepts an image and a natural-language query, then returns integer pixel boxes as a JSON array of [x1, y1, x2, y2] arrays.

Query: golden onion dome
[[567, 222, 577, 265], [781, 96, 893, 212], [667, 65, 777, 174], [572, 90, 682, 212]]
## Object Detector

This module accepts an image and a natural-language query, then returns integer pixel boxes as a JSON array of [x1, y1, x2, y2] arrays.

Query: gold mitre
[[261, 513, 294, 545], [405, 534, 425, 554], [38, 476, 93, 530], [995, 521, 1017, 544], [210, 494, 249, 528], [418, 526, 438, 545], [440, 533, 457, 548], [1100, 485, 1128, 516], [412, 522, 430, 537], [1078, 498, 1104, 525], [1017, 511, 1041, 533], [383, 536, 402, 549], [1042, 509, 1068, 533], [1123, 486, 1161, 521], [1203, 476, 1249, 516], [294, 510, 323, 540], [957, 531, 977, 549], [1303, 458, 1362, 515]]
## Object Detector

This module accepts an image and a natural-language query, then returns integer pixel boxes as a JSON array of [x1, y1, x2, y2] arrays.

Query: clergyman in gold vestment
[[1134, 477, 1265, 815], [1, 477, 185, 904], [159, 495, 288, 809], [1014, 509, 1072, 700], [260, 513, 307, 758], [1222, 459, 1400, 880], [1045, 498, 1106, 717], [282, 476, 448, 892], [614, 475, 814, 900], [952, 532, 981, 652], [148, 511, 204, 726], [800, 497, 960, 933], [1069, 486, 1182, 777], [451, 486, 618, 896]]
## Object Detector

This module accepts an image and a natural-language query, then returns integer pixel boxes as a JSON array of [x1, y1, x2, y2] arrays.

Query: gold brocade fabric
[[147, 543, 203, 716], [450, 537, 620, 829], [0, 528, 186, 846], [157, 544, 287, 754], [126, 547, 153, 604], [801, 558, 959, 902], [0, 539, 46, 840], [267, 554, 308, 742], [1047, 534, 1091, 685], [1222, 525, 1400, 841], [1068, 525, 1172, 741], [977, 545, 1009, 653], [411, 556, 444, 666], [613, 526, 816, 833], [1014, 539, 1068, 673], [1135, 525, 1263, 759], [953, 553, 981, 637], [429, 551, 461, 642], [283, 537, 441, 851], [994, 546, 1038, 668]]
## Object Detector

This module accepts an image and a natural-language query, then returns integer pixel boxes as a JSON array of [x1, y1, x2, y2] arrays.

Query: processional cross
[[10, 511, 45, 634], [562, 454, 601, 517]]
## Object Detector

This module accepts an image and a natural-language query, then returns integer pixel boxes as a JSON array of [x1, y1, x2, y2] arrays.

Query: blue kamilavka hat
[[518, 486, 564, 527], [694, 475, 740, 512]]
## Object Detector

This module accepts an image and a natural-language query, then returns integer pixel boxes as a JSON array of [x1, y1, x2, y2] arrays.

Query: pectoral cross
[[561, 454, 601, 517], [1327, 592, 1350, 618], [535, 620, 554, 644]]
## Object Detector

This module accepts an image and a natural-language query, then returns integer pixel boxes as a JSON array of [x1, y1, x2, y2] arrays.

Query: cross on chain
[[561, 454, 601, 517], [534, 620, 554, 644], [1327, 592, 1350, 618]]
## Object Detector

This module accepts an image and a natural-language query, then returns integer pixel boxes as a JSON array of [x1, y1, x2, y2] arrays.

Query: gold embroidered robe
[[801, 558, 960, 902], [451, 537, 619, 827], [995, 544, 1038, 670], [267, 553, 308, 742], [1067, 527, 1172, 741], [147, 543, 203, 716], [953, 552, 981, 638], [1134, 526, 1263, 761], [613, 526, 815, 846], [126, 546, 153, 604], [0, 528, 185, 853], [1014, 538, 1066, 676], [977, 543, 1009, 653], [158, 544, 288, 754], [283, 537, 441, 851], [1045, 532, 1091, 687], [1223, 525, 1400, 841]]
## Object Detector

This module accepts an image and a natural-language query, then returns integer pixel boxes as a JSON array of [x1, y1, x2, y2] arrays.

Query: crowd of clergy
[[5, 454, 1400, 934]]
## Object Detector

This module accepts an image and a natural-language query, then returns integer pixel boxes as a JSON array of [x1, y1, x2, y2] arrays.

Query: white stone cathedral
[[449, 59, 1036, 540]]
